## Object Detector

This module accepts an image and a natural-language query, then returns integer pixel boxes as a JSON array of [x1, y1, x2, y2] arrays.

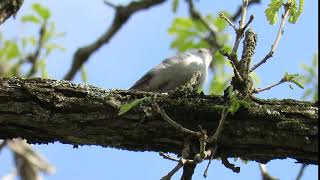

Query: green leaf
[[265, 0, 284, 25], [172, 0, 179, 13], [45, 43, 65, 55], [288, 0, 304, 23], [4, 41, 21, 60], [28, 37, 37, 46], [250, 71, 261, 85], [241, 159, 250, 164], [283, 72, 304, 89], [80, 66, 88, 83], [32, 3, 51, 21], [300, 53, 318, 101], [21, 15, 40, 24], [118, 97, 150, 116], [229, 100, 240, 114], [38, 59, 49, 78]]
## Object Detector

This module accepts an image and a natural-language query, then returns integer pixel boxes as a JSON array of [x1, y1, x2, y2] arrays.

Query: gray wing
[[130, 56, 182, 92], [129, 71, 156, 91]]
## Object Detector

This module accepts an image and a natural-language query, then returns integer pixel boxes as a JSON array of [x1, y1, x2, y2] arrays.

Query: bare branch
[[186, 0, 222, 49], [219, 12, 237, 31], [259, 163, 279, 180], [219, 50, 243, 81], [231, 0, 261, 22], [63, 0, 166, 80], [161, 161, 184, 180], [295, 164, 308, 180], [250, 3, 291, 72], [253, 73, 301, 94], [252, 80, 283, 94], [159, 152, 180, 162], [103, 0, 117, 9], [208, 107, 228, 143], [152, 102, 201, 137], [203, 146, 218, 178], [161, 142, 193, 180], [242, 15, 254, 31], [239, 0, 249, 29], [26, 23, 47, 78]]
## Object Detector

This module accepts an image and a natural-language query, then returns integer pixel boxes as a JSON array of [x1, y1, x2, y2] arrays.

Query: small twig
[[103, 0, 118, 9], [230, 60, 243, 82], [231, 0, 261, 22], [259, 163, 279, 180], [159, 152, 180, 162], [161, 142, 193, 180], [26, 23, 47, 78], [203, 146, 218, 178], [219, 12, 237, 31], [186, 0, 217, 35], [63, 0, 166, 81], [161, 160, 184, 180], [219, 50, 243, 81], [239, 0, 249, 28], [221, 154, 240, 173], [242, 15, 254, 31], [250, 3, 291, 72], [230, 0, 250, 55], [186, 0, 222, 49], [252, 73, 296, 93], [252, 81, 283, 93], [152, 102, 201, 137], [295, 164, 307, 180], [208, 106, 229, 143]]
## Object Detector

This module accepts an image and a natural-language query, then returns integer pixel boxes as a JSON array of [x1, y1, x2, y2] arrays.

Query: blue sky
[[0, 0, 318, 179]]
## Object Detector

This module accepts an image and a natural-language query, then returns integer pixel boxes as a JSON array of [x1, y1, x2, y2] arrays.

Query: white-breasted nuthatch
[[130, 48, 213, 92]]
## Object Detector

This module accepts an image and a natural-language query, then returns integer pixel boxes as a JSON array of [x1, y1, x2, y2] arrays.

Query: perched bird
[[130, 48, 213, 92]]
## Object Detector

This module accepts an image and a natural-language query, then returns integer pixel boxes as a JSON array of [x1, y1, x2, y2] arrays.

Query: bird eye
[[198, 49, 204, 53]]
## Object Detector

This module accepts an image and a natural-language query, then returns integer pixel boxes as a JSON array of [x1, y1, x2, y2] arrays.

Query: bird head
[[192, 48, 213, 67]]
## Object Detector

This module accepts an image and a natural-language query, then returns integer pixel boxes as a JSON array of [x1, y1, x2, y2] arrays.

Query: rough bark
[[0, 0, 24, 25], [0, 77, 318, 165]]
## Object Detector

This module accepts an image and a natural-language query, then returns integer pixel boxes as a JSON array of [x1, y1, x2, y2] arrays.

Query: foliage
[[288, 0, 304, 23], [81, 65, 88, 83], [265, 0, 284, 25], [0, 3, 64, 78], [118, 97, 150, 116], [265, 0, 303, 25], [299, 54, 318, 101], [227, 86, 250, 114], [282, 72, 304, 89]]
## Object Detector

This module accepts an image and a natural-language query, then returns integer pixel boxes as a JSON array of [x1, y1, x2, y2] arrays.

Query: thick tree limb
[[0, 77, 318, 165], [0, 0, 24, 25]]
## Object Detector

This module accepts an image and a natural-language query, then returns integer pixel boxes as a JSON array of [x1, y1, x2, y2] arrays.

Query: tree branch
[[63, 0, 166, 80], [0, 77, 318, 165], [250, 3, 292, 72], [231, 0, 261, 22], [186, 0, 222, 49], [0, 0, 24, 25]]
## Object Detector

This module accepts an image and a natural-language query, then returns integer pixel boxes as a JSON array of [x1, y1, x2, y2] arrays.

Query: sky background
[[0, 0, 318, 180]]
